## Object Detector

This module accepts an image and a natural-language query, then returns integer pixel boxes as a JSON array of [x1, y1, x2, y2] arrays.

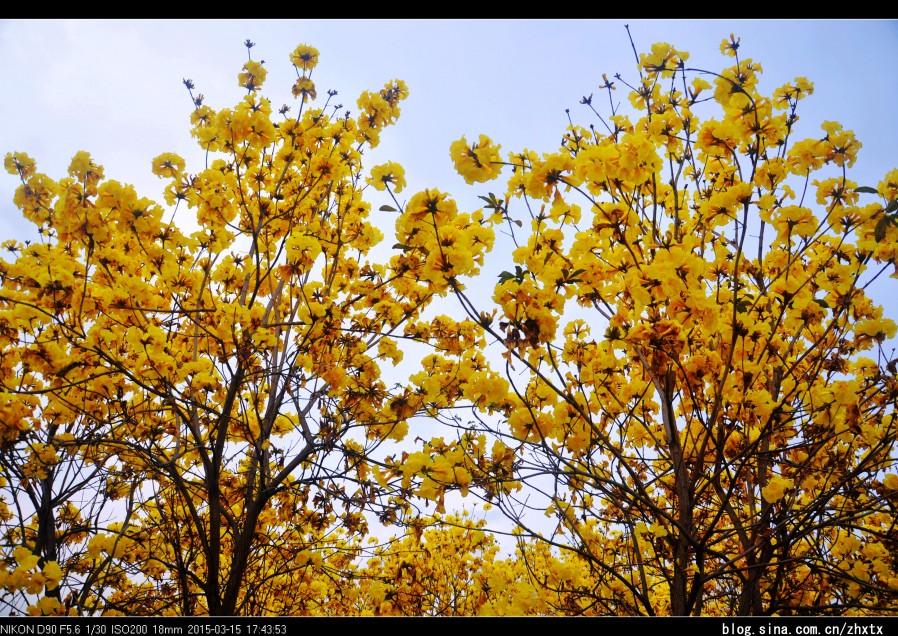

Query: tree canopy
[[1, 33, 897, 616]]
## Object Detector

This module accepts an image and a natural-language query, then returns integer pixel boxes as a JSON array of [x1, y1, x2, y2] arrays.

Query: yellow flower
[[238, 60, 267, 91], [794, 76, 814, 95], [368, 162, 406, 193], [820, 121, 861, 168], [13, 546, 40, 571], [42, 561, 63, 591], [774, 77, 815, 109], [67, 150, 103, 182], [4, 152, 37, 178], [525, 154, 572, 199], [35, 595, 62, 615], [877, 168, 898, 201], [761, 475, 794, 503], [292, 77, 317, 102], [720, 34, 740, 57], [151, 152, 185, 179], [640, 42, 689, 77], [855, 317, 897, 343], [450, 134, 502, 184], [290, 44, 319, 71]]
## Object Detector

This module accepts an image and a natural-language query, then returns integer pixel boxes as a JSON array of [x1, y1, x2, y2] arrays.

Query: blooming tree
[[389, 33, 898, 615], [2, 32, 897, 617], [0, 40, 495, 615]]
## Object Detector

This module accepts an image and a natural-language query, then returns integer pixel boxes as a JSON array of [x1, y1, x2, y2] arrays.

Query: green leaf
[[514, 219, 523, 227], [380, 205, 398, 212], [874, 216, 890, 243], [478, 193, 506, 212], [392, 243, 411, 252], [498, 271, 515, 284], [885, 200, 898, 214], [813, 298, 830, 310], [853, 186, 879, 195]]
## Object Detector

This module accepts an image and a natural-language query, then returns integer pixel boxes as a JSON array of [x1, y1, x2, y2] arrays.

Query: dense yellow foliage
[[1, 34, 896, 616]]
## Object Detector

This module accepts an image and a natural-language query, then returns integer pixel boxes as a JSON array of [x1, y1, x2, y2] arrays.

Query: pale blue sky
[[1, 18, 897, 545], [2, 20, 896, 331], [4, 19, 895, 329], [3, 20, 897, 224]]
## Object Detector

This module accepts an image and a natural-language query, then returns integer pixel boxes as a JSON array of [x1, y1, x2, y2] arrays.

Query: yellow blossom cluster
[[1, 33, 896, 618], [437, 34, 898, 616]]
